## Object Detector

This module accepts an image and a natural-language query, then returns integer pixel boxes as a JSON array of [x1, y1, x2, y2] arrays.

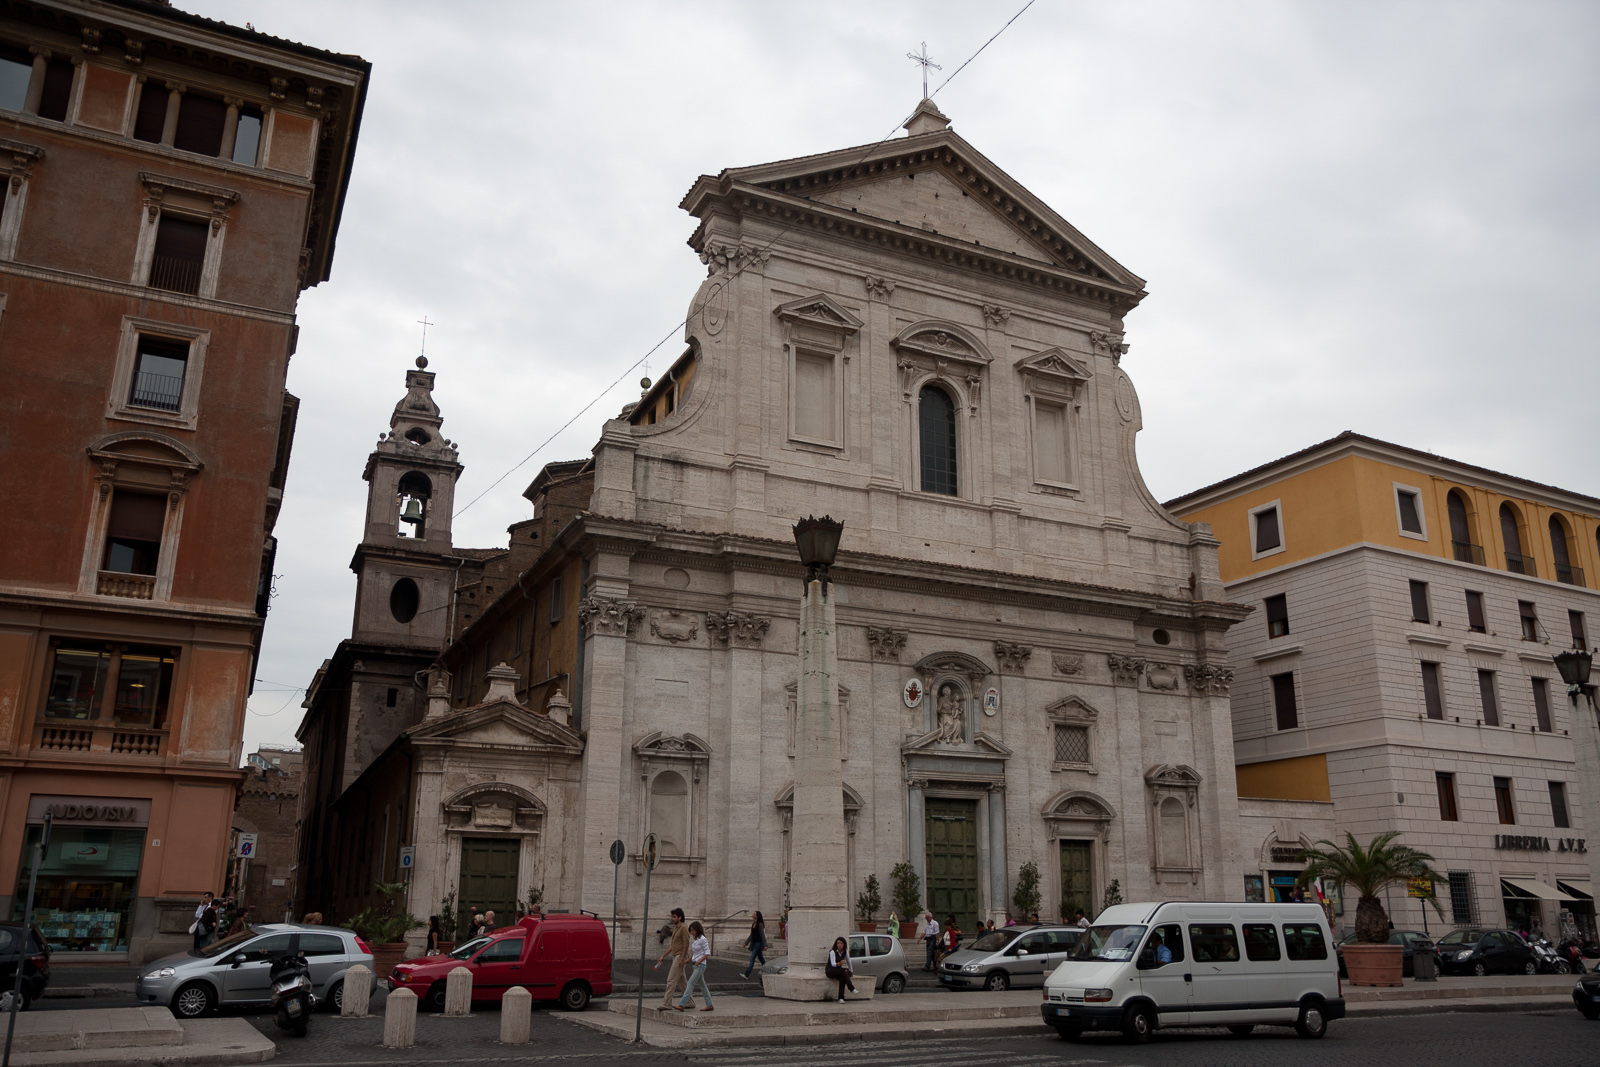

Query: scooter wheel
[[293, 1017, 308, 1038]]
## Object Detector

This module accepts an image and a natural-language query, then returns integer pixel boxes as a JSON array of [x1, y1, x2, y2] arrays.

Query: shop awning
[[1557, 878, 1593, 901], [1501, 877, 1576, 902]]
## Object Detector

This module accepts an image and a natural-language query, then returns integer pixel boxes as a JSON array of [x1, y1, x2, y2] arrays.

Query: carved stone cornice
[[1107, 654, 1145, 686], [0, 138, 44, 180], [1184, 664, 1234, 695], [994, 641, 1033, 674], [706, 610, 771, 648], [578, 595, 644, 637], [867, 627, 908, 661]]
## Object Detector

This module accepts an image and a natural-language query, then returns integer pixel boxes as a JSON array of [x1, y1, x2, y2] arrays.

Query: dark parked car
[[1573, 973, 1600, 1019], [1337, 930, 1437, 978], [0, 921, 50, 1010], [1436, 928, 1536, 976]]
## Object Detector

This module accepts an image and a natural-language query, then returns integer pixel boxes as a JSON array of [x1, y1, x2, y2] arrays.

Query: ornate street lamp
[[1556, 650, 1594, 695], [791, 515, 843, 586]]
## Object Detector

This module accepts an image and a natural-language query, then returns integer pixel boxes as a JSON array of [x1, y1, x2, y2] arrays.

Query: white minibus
[[1040, 901, 1344, 1043]]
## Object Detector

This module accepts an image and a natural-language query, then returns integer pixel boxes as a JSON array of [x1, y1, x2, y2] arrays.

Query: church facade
[[298, 101, 1253, 936]]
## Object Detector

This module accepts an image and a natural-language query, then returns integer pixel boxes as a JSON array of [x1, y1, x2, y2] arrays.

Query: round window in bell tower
[[390, 577, 420, 623]]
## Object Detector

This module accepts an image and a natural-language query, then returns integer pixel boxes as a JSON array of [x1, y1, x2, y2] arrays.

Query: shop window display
[[12, 825, 145, 953]]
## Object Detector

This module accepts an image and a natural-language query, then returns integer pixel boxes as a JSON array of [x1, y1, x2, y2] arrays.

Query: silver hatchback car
[[136, 924, 373, 1018], [762, 932, 910, 993], [939, 925, 1083, 991]]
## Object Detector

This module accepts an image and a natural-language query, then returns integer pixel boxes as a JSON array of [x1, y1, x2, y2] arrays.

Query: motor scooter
[[269, 950, 315, 1037], [1531, 937, 1571, 975], [1561, 938, 1588, 974]]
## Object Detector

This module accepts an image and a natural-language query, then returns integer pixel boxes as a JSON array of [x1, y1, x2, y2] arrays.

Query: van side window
[[1188, 924, 1240, 962], [1282, 924, 1328, 961], [478, 938, 524, 963], [1146, 923, 1184, 965], [1013, 932, 1049, 954], [1242, 924, 1281, 961], [1045, 929, 1081, 952]]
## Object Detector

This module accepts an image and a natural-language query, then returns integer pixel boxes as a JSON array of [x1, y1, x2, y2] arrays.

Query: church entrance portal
[[925, 798, 979, 934], [1060, 839, 1094, 922], [459, 837, 519, 928]]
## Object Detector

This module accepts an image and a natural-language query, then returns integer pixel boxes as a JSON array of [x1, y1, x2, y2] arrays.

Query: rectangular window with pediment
[[1047, 698, 1097, 772], [105, 318, 209, 431], [1032, 400, 1071, 486], [777, 294, 860, 452], [791, 349, 837, 444]]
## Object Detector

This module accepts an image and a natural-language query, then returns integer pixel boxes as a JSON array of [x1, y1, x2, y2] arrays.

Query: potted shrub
[[435, 890, 458, 954], [1298, 831, 1442, 987], [890, 862, 922, 938], [1012, 861, 1041, 923], [349, 881, 423, 977], [856, 874, 882, 932]]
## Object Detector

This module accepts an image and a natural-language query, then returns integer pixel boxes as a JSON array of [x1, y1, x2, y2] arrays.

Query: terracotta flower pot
[[436, 941, 455, 955], [370, 942, 408, 978], [857, 921, 878, 933], [1342, 942, 1404, 987]]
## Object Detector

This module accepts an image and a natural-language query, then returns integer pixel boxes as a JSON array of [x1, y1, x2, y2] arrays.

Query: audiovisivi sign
[[1495, 834, 1587, 853], [25, 795, 151, 826]]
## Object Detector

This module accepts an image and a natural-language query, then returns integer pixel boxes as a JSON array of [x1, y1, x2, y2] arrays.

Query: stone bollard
[[382, 988, 417, 1048], [443, 964, 473, 1016], [341, 964, 372, 1018], [499, 986, 531, 1044]]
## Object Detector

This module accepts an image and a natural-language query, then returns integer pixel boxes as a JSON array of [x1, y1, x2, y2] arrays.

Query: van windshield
[[450, 937, 490, 959], [1069, 924, 1146, 963]]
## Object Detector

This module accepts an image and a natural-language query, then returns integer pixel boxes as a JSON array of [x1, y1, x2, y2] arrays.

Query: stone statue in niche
[[936, 684, 965, 744]]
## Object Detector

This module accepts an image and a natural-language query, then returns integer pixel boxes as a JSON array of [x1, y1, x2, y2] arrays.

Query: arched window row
[[1444, 487, 1588, 587]]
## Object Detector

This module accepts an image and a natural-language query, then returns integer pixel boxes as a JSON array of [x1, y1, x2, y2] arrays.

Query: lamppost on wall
[[763, 515, 856, 1001], [1556, 649, 1600, 934]]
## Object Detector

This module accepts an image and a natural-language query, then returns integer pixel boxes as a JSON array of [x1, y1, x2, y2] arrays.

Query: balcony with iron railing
[[130, 370, 184, 412], [1505, 552, 1538, 577], [33, 722, 167, 758], [1556, 563, 1586, 587], [148, 254, 202, 296], [1452, 540, 1486, 566]]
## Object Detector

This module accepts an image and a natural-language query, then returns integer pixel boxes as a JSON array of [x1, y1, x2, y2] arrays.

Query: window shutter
[[1033, 403, 1067, 483], [1397, 490, 1422, 534], [1409, 580, 1430, 623], [1254, 507, 1281, 552], [1271, 672, 1298, 730], [1421, 662, 1444, 720], [108, 492, 167, 542], [792, 352, 834, 441]]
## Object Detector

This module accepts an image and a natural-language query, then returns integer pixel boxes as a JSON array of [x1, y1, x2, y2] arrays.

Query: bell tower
[[350, 356, 463, 648]]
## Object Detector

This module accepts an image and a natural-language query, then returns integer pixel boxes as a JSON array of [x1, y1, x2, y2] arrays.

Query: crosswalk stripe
[[687, 1050, 1098, 1067]]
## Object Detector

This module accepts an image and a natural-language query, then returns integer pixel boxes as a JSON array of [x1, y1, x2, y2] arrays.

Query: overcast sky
[[213, 0, 1600, 752]]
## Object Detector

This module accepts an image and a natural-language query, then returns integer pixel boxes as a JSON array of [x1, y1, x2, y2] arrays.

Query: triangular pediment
[[408, 699, 584, 756], [900, 728, 1012, 758], [774, 292, 864, 334], [1016, 347, 1091, 384], [683, 126, 1145, 294]]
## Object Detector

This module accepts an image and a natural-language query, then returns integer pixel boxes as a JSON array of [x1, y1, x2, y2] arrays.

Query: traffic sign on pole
[[236, 833, 258, 858]]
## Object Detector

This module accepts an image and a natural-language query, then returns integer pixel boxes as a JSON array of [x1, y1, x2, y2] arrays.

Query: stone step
[[604, 989, 1040, 1029], [7, 1007, 184, 1053], [8, 1019, 274, 1067], [1345, 979, 1575, 1002]]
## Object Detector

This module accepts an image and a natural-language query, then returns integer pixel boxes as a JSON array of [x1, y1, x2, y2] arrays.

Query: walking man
[[656, 908, 691, 1008], [921, 911, 940, 971]]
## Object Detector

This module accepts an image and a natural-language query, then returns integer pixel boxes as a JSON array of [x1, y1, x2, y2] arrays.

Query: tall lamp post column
[[1556, 650, 1600, 932], [763, 516, 863, 1002]]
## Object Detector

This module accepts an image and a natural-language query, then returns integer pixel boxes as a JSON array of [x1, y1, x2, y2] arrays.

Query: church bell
[[401, 497, 424, 525]]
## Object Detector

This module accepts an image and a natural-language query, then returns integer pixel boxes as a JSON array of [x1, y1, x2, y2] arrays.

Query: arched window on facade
[[918, 384, 958, 496], [397, 471, 432, 539], [649, 770, 689, 857], [1550, 515, 1581, 586], [1500, 503, 1532, 576], [1447, 490, 1481, 564]]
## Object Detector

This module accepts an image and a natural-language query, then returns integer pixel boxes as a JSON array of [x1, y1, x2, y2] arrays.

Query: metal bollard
[[500, 986, 531, 1044], [341, 964, 372, 1018], [443, 964, 473, 1016], [382, 987, 417, 1048]]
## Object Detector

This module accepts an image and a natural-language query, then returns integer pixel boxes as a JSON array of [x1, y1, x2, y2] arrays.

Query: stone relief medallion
[[1114, 370, 1138, 423], [983, 687, 1000, 716], [1051, 652, 1085, 677], [903, 678, 924, 708], [1146, 663, 1181, 691], [701, 280, 727, 334], [650, 610, 699, 643], [663, 567, 691, 589]]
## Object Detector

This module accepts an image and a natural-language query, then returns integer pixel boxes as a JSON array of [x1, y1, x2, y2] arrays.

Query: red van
[[389, 913, 612, 1011]]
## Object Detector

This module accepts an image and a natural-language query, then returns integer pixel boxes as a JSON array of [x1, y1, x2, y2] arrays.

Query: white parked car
[[1041, 901, 1343, 1043]]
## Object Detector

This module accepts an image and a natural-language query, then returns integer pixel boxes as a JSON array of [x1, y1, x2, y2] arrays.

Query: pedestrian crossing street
[[684, 1042, 1113, 1067]]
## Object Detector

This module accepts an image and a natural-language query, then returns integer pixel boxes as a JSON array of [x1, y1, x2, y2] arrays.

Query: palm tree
[[1296, 831, 1444, 943]]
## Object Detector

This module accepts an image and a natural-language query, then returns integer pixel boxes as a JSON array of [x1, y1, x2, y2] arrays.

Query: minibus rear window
[[1243, 924, 1281, 961], [1189, 924, 1241, 962], [1282, 924, 1328, 961], [1069, 924, 1146, 963]]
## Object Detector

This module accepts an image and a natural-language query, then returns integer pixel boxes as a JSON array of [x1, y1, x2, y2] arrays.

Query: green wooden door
[[925, 798, 980, 934], [1059, 839, 1094, 922], [459, 837, 520, 931]]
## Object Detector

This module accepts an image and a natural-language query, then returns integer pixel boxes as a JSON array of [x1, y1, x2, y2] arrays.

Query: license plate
[[286, 1000, 302, 1016]]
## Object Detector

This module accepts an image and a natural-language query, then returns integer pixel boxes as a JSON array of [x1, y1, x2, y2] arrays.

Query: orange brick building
[[0, 1, 366, 962]]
